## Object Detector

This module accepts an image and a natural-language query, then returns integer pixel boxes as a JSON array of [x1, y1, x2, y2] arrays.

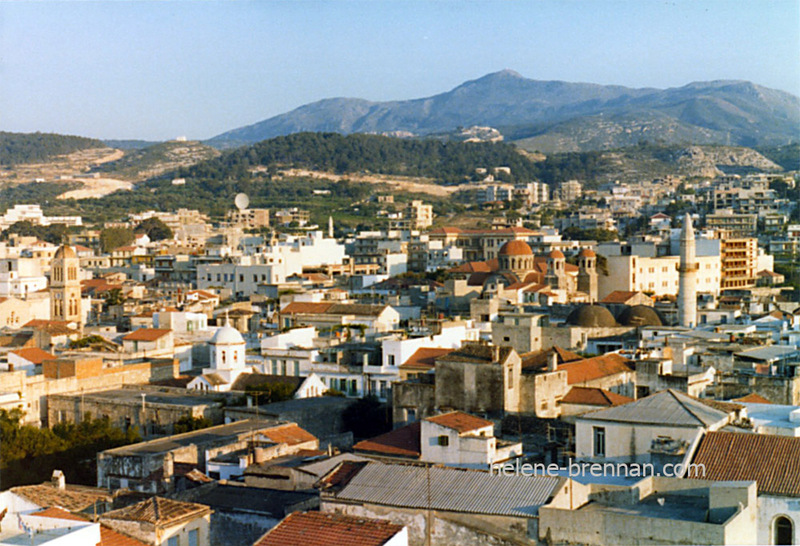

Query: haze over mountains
[[209, 70, 800, 152]]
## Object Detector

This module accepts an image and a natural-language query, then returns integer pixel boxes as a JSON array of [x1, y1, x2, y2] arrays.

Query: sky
[[1, 0, 799, 141]]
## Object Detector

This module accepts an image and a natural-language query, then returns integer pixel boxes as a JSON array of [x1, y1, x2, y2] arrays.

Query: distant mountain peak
[[208, 71, 800, 150]]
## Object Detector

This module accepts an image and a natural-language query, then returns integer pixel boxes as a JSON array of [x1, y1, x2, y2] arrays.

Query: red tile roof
[[400, 347, 455, 370], [31, 506, 86, 522], [354, 421, 421, 458], [558, 353, 633, 385], [521, 346, 584, 371], [11, 483, 112, 512], [254, 511, 404, 546], [425, 411, 493, 433], [10, 347, 56, 365], [689, 431, 800, 496], [261, 423, 317, 446], [122, 328, 172, 342], [22, 320, 78, 336], [732, 393, 773, 404], [281, 301, 334, 314], [560, 386, 634, 407], [601, 291, 650, 304]]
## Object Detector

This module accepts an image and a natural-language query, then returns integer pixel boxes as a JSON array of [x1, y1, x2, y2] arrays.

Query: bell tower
[[51, 245, 82, 325]]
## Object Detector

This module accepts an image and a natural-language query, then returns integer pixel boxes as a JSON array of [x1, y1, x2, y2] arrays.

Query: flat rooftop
[[102, 418, 281, 456], [57, 387, 225, 408], [578, 492, 710, 523]]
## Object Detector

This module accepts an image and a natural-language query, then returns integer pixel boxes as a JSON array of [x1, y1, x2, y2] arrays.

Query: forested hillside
[[180, 132, 609, 185], [0, 132, 106, 165]]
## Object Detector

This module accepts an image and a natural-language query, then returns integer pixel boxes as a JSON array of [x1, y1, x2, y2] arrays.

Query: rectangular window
[[188, 529, 198, 546], [437, 435, 449, 446], [593, 426, 606, 457], [167, 536, 179, 546], [387, 355, 395, 367]]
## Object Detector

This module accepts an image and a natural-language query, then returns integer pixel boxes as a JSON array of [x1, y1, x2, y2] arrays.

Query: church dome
[[548, 249, 565, 259], [617, 305, 664, 327], [53, 245, 77, 260], [578, 248, 596, 258], [210, 324, 245, 345], [498, 240, 533, 256], [566, 305, 617, 328]]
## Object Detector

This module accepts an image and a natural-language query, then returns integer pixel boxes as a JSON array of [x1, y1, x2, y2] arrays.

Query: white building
[[420, 412, 522, 469], [188, 324, 252, 392]]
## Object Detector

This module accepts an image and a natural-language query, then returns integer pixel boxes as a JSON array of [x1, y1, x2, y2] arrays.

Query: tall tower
[[577, 248, 598, 302], [328, 216, 334, 238], [678, 214, 698, 328], [50, 245, 82, 325]]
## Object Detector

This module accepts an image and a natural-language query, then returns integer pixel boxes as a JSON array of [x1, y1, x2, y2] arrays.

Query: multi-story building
[[719, 236, 758, 290], [706, 212, 757, 237], [558, 180, 582, 202], [228, 208, 270, 229]]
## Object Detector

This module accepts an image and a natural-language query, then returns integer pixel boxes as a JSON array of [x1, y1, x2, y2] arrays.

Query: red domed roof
[[578, 248, 596, 258], [548, 249, 565, 259], [498, 240, 533, 256]]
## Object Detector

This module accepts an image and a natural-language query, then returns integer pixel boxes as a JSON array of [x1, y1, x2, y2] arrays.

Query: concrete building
[[97, 419, 316, 493]]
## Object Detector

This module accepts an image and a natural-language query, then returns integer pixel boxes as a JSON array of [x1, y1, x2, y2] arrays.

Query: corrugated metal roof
[[333, 463, 560, 517], [580, 389, 731, 427]]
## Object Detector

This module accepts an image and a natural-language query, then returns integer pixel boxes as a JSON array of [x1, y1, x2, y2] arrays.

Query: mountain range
[[209, 70, 800, 152]]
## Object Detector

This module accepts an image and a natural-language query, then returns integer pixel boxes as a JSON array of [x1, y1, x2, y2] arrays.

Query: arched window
[[221, 350, 226, 365], [775, 516, 793, 545]]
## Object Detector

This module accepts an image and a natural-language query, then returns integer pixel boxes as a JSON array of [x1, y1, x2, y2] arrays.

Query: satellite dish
[[234, 193, 250, 210]]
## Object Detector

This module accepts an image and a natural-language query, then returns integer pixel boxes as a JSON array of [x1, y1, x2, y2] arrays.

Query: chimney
[[547, 351, 558, 372], [51, 470, 66, 490]]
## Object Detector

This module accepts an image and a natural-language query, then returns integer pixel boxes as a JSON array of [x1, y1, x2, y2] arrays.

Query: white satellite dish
[[234, 193, 250, 210]]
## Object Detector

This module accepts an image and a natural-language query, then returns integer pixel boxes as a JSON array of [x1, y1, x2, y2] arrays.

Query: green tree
[[134, 217, 173, 241], [244, 382, 297, 405], [100, 227, 134, 252], [173, 415, 212, 434]]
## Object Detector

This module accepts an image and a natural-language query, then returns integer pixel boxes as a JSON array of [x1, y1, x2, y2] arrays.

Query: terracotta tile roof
[[521, 346, 583, 371], [560, 386, 634, 407], [261, 423, 317, 446], [11, 483, 112, 512], [689, 431, 800, 497], [122, 328, 172, 342], [186, 290, 218, 300], [425, 411, 493, 433], [449, 261, 494, 274], [254, 511, 404, 546], [400, 347, 455, 370], [9, 347, 56, 365], [281, 301, 334, 314], [100, 497, 210, 526], [733, 393, 773, 404], [22, 320, 78, 336], [30, 506, 87, 522], [559, 353, 633, 385], [601, 290, 650, 304], [30, 507, 149, 546], [353, 421, 421, 458]]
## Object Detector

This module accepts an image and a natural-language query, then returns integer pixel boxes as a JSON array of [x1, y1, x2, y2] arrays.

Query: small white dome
[[210, 325, 245, 345]]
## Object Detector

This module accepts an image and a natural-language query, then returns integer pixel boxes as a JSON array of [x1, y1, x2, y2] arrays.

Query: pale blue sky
[[1, 0, 798, 141]]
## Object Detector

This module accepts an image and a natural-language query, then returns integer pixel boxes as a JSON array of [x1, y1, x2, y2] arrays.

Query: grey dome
[[618, 305, 664, 327], [566, 305, 617, 328]]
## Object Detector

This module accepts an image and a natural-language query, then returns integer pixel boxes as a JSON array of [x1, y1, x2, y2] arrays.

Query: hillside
[[93, 140, 221, 180], [0, 132, 106, 165], [208, 70, 800, 151]]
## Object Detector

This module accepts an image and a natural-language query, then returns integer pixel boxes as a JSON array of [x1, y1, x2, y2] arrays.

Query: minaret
[[328, 216, 334, 238], [678, 214, 698, 328]]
